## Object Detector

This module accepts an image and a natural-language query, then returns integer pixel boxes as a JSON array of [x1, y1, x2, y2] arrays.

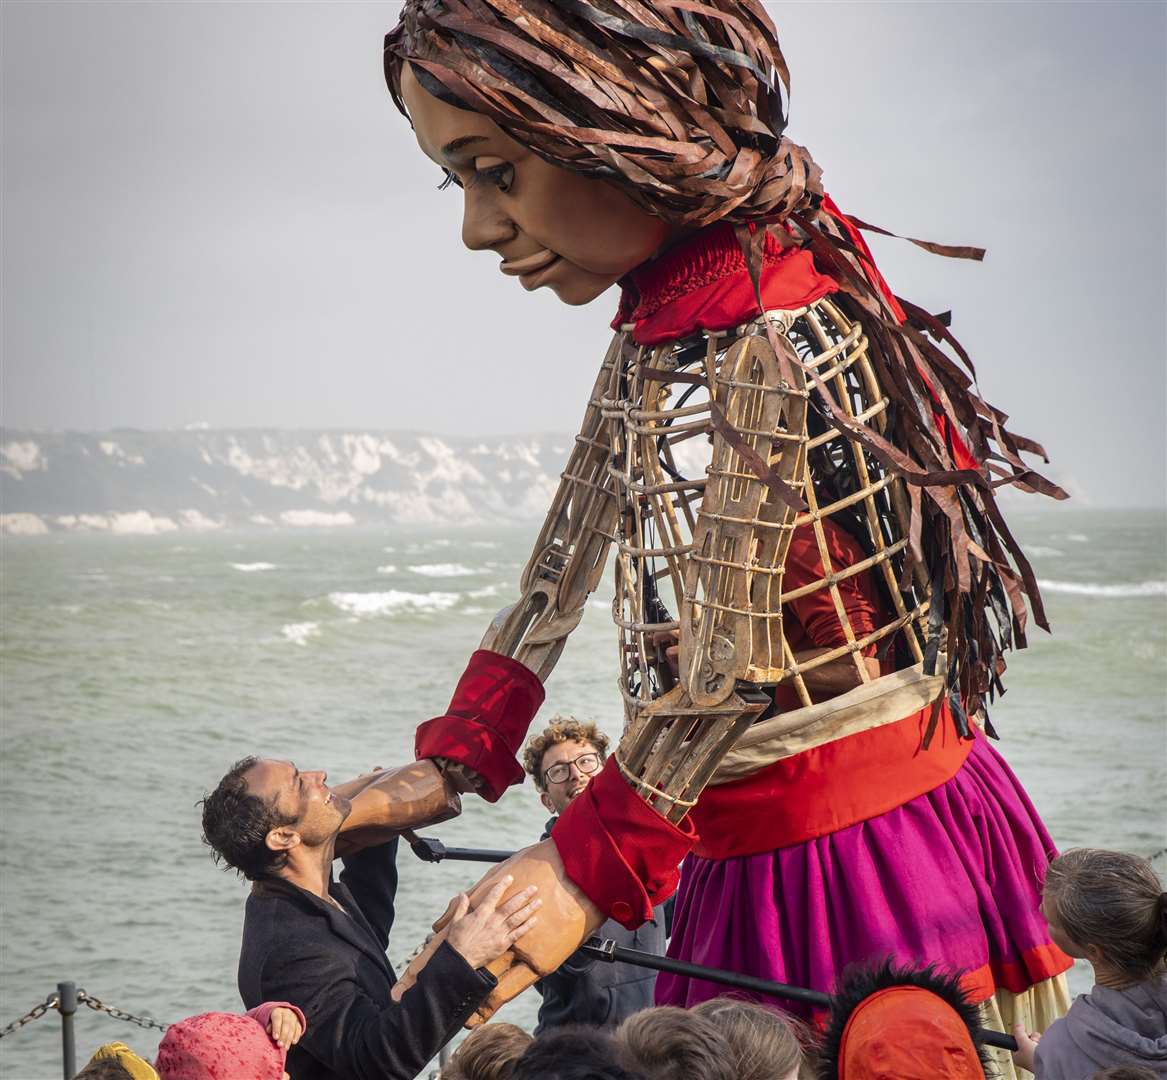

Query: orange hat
[[837, 985, 985, 1080]]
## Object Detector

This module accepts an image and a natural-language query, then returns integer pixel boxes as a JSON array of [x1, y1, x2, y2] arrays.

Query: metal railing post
[[58, 982, 76, 1080]]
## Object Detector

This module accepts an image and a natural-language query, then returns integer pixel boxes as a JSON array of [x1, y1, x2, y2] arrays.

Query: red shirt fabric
[[776, 519, 891, 711]]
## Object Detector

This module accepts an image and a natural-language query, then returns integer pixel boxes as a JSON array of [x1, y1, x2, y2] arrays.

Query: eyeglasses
[[543, 752, 602, 785]]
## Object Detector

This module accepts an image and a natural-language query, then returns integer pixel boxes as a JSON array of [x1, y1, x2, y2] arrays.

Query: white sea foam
[[467, 584, 501, 599], [1037, 579, 1166, 599], [469, 541, 499, 549], [280, 510, 356, 528], [1066, 533, 1089, 543], [1026, 546, 1064, 558], [410, 563, 478, 578], [383, 546, 396, 554], [328, 590, 460, 617], [376, 564, 399, 575], [231, 562, 276, 573], [282, 621, 321, 646]]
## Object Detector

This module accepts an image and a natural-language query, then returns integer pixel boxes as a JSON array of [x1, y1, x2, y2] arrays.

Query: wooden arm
[[480, 341, 620, 681]]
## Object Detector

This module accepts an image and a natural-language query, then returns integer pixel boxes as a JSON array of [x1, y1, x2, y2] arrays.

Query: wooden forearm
[[335, 759, 461, 857]]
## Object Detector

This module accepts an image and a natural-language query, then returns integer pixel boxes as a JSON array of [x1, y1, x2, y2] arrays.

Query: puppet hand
[[390, 840, 603, 1025]]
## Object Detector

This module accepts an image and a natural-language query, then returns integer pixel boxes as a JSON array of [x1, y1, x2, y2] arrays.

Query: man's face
[[539, 739, 604, 816], [244, 759, 352, 855]]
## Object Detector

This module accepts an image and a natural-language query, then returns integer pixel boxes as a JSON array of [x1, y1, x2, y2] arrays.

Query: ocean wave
[[410, 563, 478, 577], [282, 622, 321, 646], [376, 564, 398, 574], [469, 541, 499, 549], [231, 562, 276, 573], [1037, 579, 1166, 598], [1026, 546, 1064, 558], [328, 590, 461, 617], [1065, 533, 1089, 543], [467, 584, 502, 599]]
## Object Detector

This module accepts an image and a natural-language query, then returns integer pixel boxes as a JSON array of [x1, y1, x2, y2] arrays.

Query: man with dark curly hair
[[523, 718, 668, 1034]]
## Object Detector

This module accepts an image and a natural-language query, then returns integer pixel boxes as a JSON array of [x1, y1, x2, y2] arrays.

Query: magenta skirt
[[655, 734, 1069, 1013]]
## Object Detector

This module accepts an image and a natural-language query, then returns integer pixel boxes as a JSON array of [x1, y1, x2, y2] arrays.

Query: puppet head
[[384, 1, 823, 303]]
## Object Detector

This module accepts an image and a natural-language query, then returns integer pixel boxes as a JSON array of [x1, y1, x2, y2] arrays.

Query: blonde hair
[[692, 997, 808, 1079], [523, 716, 610, 792], [1044, 848, 1167, 981]]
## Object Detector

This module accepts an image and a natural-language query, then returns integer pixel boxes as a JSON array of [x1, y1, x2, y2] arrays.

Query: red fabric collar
[[610, 199, 977, 470]]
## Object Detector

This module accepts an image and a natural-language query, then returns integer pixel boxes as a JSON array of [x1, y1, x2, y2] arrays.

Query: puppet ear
[[265, 825, 300, 854]]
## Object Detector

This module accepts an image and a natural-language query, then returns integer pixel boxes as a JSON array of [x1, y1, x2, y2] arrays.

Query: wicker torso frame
[[482, 297, 929, 822]]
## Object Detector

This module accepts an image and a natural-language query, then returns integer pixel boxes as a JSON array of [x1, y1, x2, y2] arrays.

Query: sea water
[[1, 509, 1164, 1078]]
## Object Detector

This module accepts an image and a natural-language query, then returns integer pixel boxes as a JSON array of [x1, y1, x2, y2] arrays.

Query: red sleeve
[[415, 650, 545, 802], [783, 522, 883, 654], [245, 1001, 307, 1035]]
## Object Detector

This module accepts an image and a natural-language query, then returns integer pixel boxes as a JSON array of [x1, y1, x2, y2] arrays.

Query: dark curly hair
[[199, 756, 296, 881]]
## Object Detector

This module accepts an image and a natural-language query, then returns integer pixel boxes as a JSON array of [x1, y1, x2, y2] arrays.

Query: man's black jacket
[[238, 838, 495, 1080]]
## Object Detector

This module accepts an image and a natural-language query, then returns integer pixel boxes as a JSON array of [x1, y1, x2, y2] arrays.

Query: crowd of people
[[71, 717, 1166, 1080]]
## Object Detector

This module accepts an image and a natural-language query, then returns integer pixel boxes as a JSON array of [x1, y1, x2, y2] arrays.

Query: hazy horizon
[[3, 2, 1165, 507]]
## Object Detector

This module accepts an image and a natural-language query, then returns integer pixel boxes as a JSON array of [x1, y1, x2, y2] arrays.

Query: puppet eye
[[476, 163, 514, 193]]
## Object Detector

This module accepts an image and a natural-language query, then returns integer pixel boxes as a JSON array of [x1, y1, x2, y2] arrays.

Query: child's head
[[155, 1012, 288, 1080], [1042, 848, 1167, 982], [511, 1026, 642, 1080], [691, 997, 807, 1080], [615, 1005, 735, 1080], [74, 1043, 158, 1080], [444, 1022, 533, 1080]]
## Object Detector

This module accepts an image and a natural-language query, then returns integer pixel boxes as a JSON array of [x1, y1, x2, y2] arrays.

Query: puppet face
[[400, 65, 671, 306]]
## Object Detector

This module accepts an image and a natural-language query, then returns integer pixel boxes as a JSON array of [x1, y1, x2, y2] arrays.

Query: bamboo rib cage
[[606, 298, 932, 820]]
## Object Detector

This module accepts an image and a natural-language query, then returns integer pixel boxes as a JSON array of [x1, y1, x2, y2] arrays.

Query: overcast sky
[[2, 2, 1164, 506]]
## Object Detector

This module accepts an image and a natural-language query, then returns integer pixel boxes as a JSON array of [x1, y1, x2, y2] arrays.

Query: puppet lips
[[499, 249, 559, 276]]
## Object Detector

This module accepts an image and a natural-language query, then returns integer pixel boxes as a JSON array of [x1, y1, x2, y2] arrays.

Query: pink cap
[[155, 1012, 286, 1080]]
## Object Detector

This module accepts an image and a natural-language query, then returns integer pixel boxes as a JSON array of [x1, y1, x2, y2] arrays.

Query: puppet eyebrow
[[441, 135, 488, 160]]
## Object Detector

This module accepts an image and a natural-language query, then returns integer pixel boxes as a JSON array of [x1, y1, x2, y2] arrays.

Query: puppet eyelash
[[437, 169, 462, 191]]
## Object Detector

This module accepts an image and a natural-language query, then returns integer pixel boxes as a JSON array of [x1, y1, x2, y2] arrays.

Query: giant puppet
[[355, 0, 1073, 1064]]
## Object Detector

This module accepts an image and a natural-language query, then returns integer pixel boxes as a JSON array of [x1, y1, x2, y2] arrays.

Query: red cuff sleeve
[[551, 756, 697, 930], [245, 1001, 307, 1035], [415, 650, 545, 803]]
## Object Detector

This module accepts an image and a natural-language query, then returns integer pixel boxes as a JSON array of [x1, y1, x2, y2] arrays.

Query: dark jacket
[[534, 817, 669, 1034], [238, 838, 495, 1080]]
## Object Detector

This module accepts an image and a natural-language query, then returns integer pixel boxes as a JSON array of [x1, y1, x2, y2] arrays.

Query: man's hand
[[266, 1006, 304, 1051], [446, 875, 540, 970], [1010, 1022, 1041, 1073]]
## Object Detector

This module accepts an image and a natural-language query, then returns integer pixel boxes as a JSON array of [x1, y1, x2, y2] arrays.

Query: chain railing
[[0, 982, 170, 1080], [76, 991, 170, 1034], [0, 991, 60, 1040]]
